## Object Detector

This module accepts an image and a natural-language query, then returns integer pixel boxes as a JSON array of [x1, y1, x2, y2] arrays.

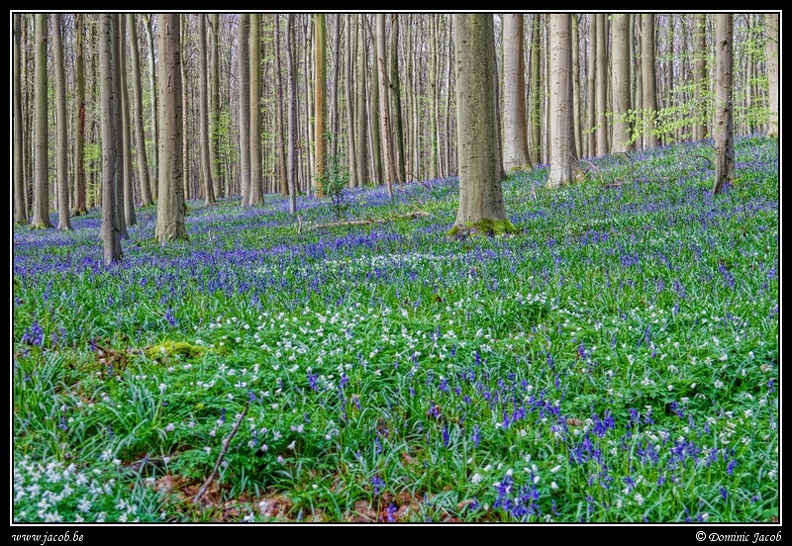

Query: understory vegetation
[[12, 136, 779, 523]]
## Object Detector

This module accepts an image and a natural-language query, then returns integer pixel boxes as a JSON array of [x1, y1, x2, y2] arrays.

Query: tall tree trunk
[[528, 14, 542, 165], [330, 15, 341, 160], [450, 14, 512, 235], [595, 13, 608, 156], [692, 14, 707, 142], [314, 14, 326, 197], [390, 14, 405, 183], [72, 13, 88, 216], [199, 14, 215, 206], [502, 14, 530, 173], [100, 14, 122, 264], [611, 14, 631, 153], [368, 17, 382, 186], [129, 15, 153, 206], [355, 15, 368, 187], [210, 14, 222, 197], [548, 14, 574, 188], [249, 13, 263, 205], [571, 15, 583, 163], [274, 15, 289, 195], [156, 13, 188, 242], [765, 13, 778, 138], [31, 14, 53, 229], [180, 17, 191, 203], [641, 14, 659, 149], [286, 14, 298, 213], [586, 14, 596, 158], [713, 14, 734, 195], [238, 14, 251, 204], [14, 13, 28, 224], [376, 14, 395, 197], [429, 16, 439, 180], [119, 15, 135, 230], [52, 14, 72, 231], [144, 15, 158, 200], [344, 15, 358, 187]]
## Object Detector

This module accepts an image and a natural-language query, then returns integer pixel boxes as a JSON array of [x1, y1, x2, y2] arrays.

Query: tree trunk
[[356, 15, 368, 187], [13, 13, 27, 224], [72, 13, 88, 216], [156, 14, 188, 243], [713, 14, 734, 195], [692, 14, 707, 142], [376, 14, 395, 198], [548, 14, 574, 188], [390, 14, 405, 184], [199, 14, 215, 206], [314, 14, 326, 197], [249, 14, 263, 205], [571, 15, 583, 163], [119, 15, 135, 231], [529, 14, 542, 165], [595, 13, 608, 157], [502, 14, 530, 173], [765, 13, 778, 138], [144, 15, 158, 200], [450, 14, 512, 235], [128, 15, 153, 206], [368, 17, 382, 186], [32, 14, 52, 229], [210, 14, 222, 198], [100, 14, 122, 264], [274, 15, 289, 196], [238, 14, 251, 205], [611, 14, 631, 153], [586, 15, 596, 158], [345, 15, 358, 187], [52, 14, 72, 231], [286, 14, 298, 213], [641, 14, 658, 149]]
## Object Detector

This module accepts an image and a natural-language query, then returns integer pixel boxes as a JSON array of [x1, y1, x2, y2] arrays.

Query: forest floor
[[12, 135, 779, 526]]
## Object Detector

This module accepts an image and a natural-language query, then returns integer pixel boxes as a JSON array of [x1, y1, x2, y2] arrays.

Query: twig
[[193, 400, 250, 505], [307, 211, 429, 232]]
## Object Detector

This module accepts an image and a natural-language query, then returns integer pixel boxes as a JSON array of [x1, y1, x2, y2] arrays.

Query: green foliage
[[317, 154, 350, 222]]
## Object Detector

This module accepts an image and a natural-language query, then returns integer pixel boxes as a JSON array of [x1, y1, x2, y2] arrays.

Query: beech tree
[[449, 14, 514, 237], [52, 14, 72, 231], [155, 14, 188, 242], [100, 14, 122, 264], [765, 13, 778, 138], [502, 14, 531, 173], [611, 13, 631, 153], [713, 14, 734, 195], [31, 14, 53, 229], [548, 14, 576, 188], [198, 14, 215, 206], [13, 13, 27, 225], [640, 14, 659, 150]]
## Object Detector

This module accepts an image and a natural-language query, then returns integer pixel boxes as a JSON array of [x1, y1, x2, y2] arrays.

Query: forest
[[12, 12, 779, 526]]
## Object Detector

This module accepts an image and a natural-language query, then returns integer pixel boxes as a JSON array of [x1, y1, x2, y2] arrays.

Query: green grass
[[12, 136, 779, 523]]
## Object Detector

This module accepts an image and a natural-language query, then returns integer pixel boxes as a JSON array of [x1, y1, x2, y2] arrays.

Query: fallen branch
[[307, 211, 429, 232], [193, 400, 250, 505]]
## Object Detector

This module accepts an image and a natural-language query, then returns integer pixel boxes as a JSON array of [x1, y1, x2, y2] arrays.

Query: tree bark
[[314, 14, 326, 197], [52, 14, 72, 230], [199, 14, 215, 206], [765, 13, 778, 138], [13, 13, 27, 224], [128, 15, 153, 206], [156, 14, 188, 243], [31, 14, 53, 229], [249, 14, 263, 205], [286, 14, 298, 213], [73, 14, 88, 216], [595, 13, 608, 157], [238, 14, 251, 205], [376, 14, 395, 197], [450, 14, 511, 234], [611, 14, 631, 153], [144, 15, 158, 200], [390, 14, 406, 184], [641, 14, 659, 149], [713, 14, 734, 195], [548, 14, 574, 188], [502, 14, 530, 173], [100, 14, 122, 264]]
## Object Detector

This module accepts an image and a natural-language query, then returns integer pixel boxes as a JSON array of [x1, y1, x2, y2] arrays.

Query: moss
[[145, 341, 207, 361], [446, 218, 520, 239]]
